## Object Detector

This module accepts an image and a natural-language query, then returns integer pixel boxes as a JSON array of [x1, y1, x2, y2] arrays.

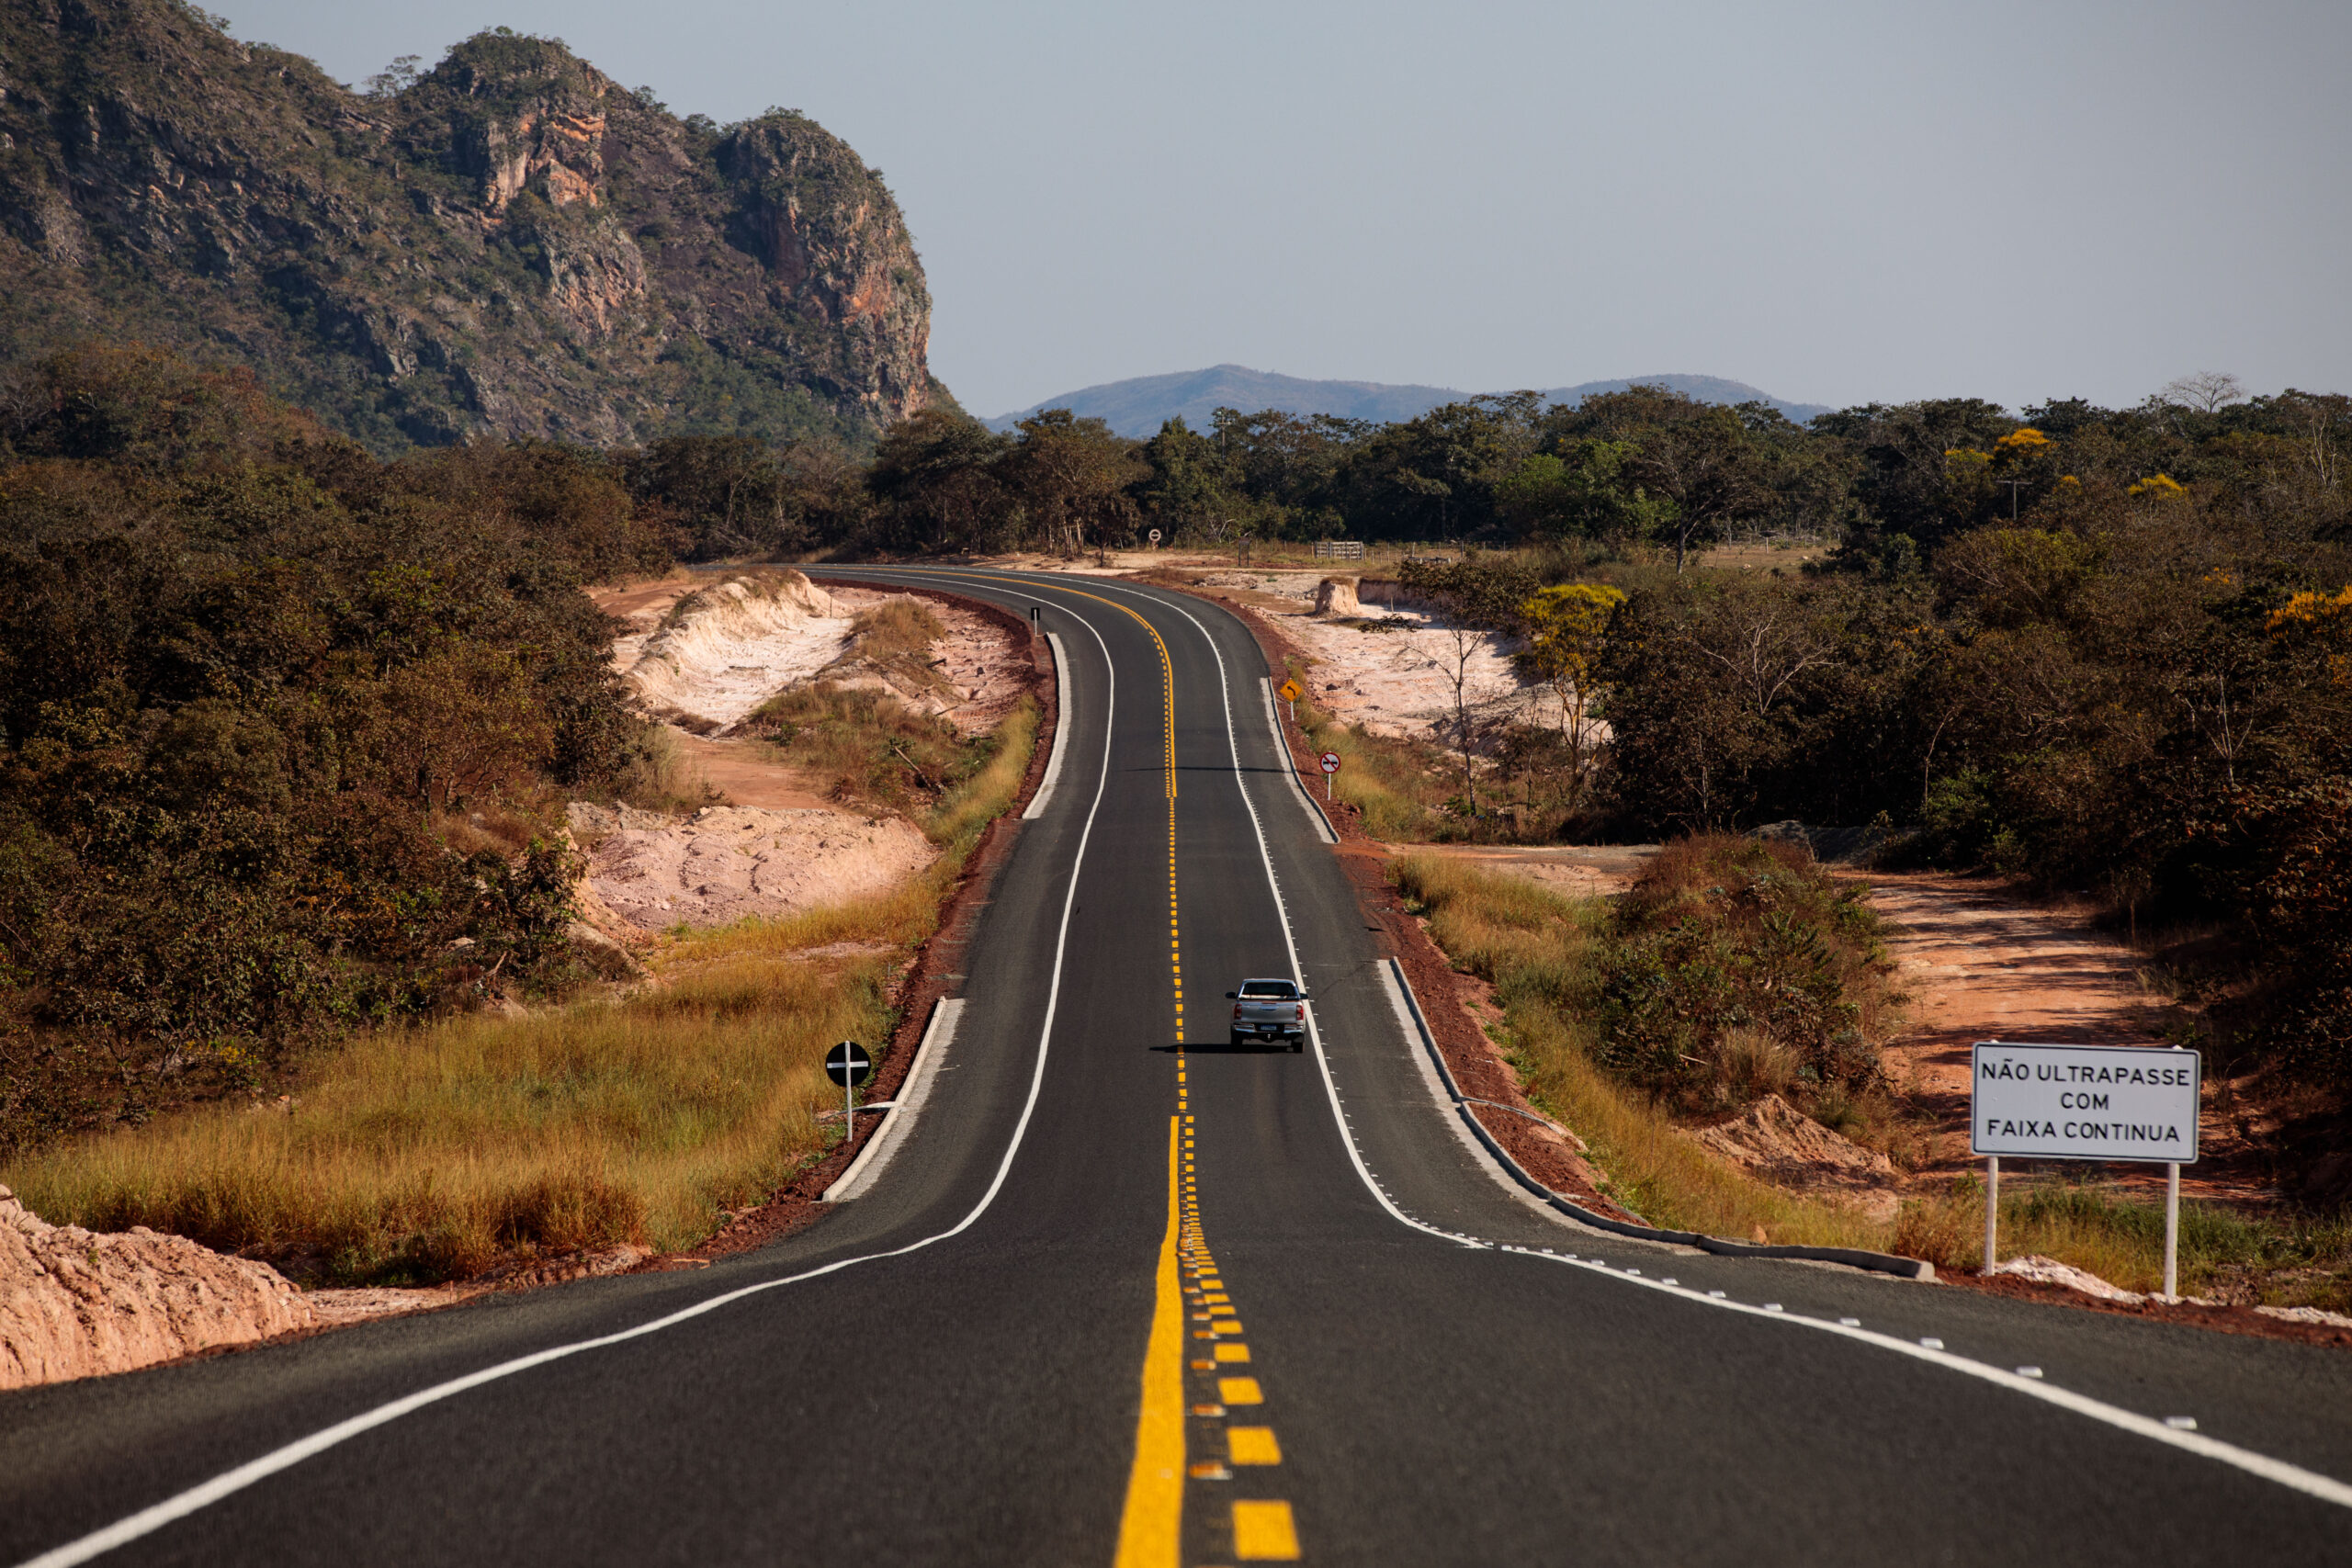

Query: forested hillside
[[0, 346, 673, 1151], [0, 0, 946, 453]]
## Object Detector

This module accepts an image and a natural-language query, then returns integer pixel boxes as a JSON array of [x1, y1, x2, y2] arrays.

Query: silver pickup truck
[[1225, 977, 1308, 1051]]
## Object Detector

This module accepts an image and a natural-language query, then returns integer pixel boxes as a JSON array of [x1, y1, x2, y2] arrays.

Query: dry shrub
[[846, 597, 947, 664], [614, 722, 717, 813], [1393, 852, 1890, 1247], [1715, 1028, 1801, 1107]]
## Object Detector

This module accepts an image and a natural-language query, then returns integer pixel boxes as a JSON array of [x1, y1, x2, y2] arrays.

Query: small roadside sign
[[1969, 1043, 2198, 1163], [1148, 528, 1162, 546], [1971, 1041, 2200, 1297], [1317, 750, 1340, 801], [824, 1041, 873, 1088], [1277, 680, 1302, 703], [826, 1039, 873, 1155]]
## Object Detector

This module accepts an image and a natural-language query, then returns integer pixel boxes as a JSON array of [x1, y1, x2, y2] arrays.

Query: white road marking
[[16, 583, 1131, 1568], [1258, 676, 1336, 843]]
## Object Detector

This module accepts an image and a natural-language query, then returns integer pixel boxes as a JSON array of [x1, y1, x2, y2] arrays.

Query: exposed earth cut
[[0, 1185, 312, 1390], [577, 570, 1025, 934], [570, 802, 935, 932]]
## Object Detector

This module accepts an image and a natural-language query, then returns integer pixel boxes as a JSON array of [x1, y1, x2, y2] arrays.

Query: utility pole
[[1999, 479, 2027, 519]]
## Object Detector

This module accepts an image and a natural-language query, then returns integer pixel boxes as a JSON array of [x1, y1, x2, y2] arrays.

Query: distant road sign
[[1318, 752, 1341, 774], [1277, 680, 1303, 703], [824, 1041, 873, 1089], [1148, 528, 1162, 545], [1969, 1042, 2199, 1163]]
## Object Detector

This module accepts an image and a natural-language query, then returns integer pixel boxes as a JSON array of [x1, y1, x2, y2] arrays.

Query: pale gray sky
[[214, 0, 2351, 418]]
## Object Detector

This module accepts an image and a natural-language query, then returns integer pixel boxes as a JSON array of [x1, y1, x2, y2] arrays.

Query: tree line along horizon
[[0, 344, 2346, 1158]]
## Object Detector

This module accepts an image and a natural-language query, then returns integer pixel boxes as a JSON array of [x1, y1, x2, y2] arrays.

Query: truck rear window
[[1239, 981, 1297, 998]]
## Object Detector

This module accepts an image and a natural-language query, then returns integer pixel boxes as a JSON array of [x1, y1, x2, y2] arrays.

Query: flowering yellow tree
[[1517, 583, 1627, 810], [2269, 585, 2352, 688]]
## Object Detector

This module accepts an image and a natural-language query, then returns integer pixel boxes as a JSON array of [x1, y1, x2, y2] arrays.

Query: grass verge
[[1393, 850, 2352, 1302], [1, 699, 1040, 1285]]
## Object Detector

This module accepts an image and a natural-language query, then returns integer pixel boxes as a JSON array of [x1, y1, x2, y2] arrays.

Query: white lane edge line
[[17, 582, 1127, 1568], [1376, 963, 1570, 1230], [1521, 1256, 2352, 1511], [1089, 576, 2352, 1516], [1021, 632, 1072, 821]]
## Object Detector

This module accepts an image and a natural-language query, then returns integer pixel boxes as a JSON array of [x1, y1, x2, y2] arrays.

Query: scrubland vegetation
[[1395, 852, 2352, 1303], [2, 698, 1035, 1282]]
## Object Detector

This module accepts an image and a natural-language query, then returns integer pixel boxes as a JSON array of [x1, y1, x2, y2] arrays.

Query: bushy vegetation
[[0, 346, 674, 1156], [1, 692, 1038, 1282], [1396, 851, 2352, 1299], [1596, 837, 1903, 1124], [1391, 851, 1891, 1249]]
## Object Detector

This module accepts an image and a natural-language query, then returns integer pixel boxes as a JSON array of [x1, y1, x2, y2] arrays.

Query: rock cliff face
[[0, 2, 946, 451]]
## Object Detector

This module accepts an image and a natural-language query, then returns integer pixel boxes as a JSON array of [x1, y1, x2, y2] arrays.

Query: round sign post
[[825, 1040, 873, 1151], [1148, 528, 1162, 549], [1319, 750, 1341, 801]]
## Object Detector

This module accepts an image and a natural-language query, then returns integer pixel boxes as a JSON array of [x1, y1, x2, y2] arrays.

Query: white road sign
[[1969, 1042, 2199, 1164]]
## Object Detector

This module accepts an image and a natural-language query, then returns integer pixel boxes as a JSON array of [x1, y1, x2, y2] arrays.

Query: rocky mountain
[[986, 364, 1831, 436], [0, 1, 948, 452]]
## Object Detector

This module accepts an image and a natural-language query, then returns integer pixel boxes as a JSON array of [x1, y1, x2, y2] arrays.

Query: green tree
[[1517, 583, 1625, 810], [1001, 410, 1145, 557]]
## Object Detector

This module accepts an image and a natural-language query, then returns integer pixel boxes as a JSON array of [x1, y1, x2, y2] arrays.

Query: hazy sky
[[214, 0, 2351, 418]]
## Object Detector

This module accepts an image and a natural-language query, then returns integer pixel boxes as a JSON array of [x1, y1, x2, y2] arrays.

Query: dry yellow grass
[[1396, 852, 2351, 1298], [1, 699, 1040, 1285], [1392, 852, 1886, 1247]]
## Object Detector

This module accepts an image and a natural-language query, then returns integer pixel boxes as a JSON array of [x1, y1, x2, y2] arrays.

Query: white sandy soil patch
[[570, 803, 935, 933], [1384, 841, 1657, 897], [605, 571, 855, 732], [593, 572, 1024, 739], [1157, 569, 1562, 741]]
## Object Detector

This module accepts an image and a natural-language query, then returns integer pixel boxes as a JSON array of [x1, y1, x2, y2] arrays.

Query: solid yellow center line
[[1112, 1117, 1185, 1568]]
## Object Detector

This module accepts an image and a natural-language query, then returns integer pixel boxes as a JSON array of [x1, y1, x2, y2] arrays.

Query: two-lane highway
[[6, 569, 2349, 1566]]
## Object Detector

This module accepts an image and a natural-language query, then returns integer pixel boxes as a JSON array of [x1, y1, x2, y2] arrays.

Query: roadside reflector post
[[1982, 1155, 1999, 1276], [2165, 1161, 2180, 1300]]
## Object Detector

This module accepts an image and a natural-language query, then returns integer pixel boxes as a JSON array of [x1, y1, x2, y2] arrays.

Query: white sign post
[[1318, 750, 1341, 800], [1970, 1042, 2200, 1298]]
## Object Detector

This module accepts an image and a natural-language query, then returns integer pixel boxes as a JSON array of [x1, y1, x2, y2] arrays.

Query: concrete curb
[[1261, 677, 1338, 845], [1022, 633, 1072, 821], [824, 998, 964, 1202], [1385, 959, 1936, 1282]]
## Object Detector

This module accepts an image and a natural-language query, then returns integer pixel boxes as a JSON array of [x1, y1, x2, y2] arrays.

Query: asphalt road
[[6, 569, 2350, 1567]]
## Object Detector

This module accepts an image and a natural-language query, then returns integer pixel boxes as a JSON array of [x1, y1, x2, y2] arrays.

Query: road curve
[[4, 569, 2347, 1567]]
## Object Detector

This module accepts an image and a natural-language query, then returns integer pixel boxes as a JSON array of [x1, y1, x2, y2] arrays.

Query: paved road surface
[[6, 570, 2348, 1566]]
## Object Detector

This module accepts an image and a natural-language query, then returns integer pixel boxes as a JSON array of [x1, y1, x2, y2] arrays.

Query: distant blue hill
[[982, 364, 1834, 436]]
